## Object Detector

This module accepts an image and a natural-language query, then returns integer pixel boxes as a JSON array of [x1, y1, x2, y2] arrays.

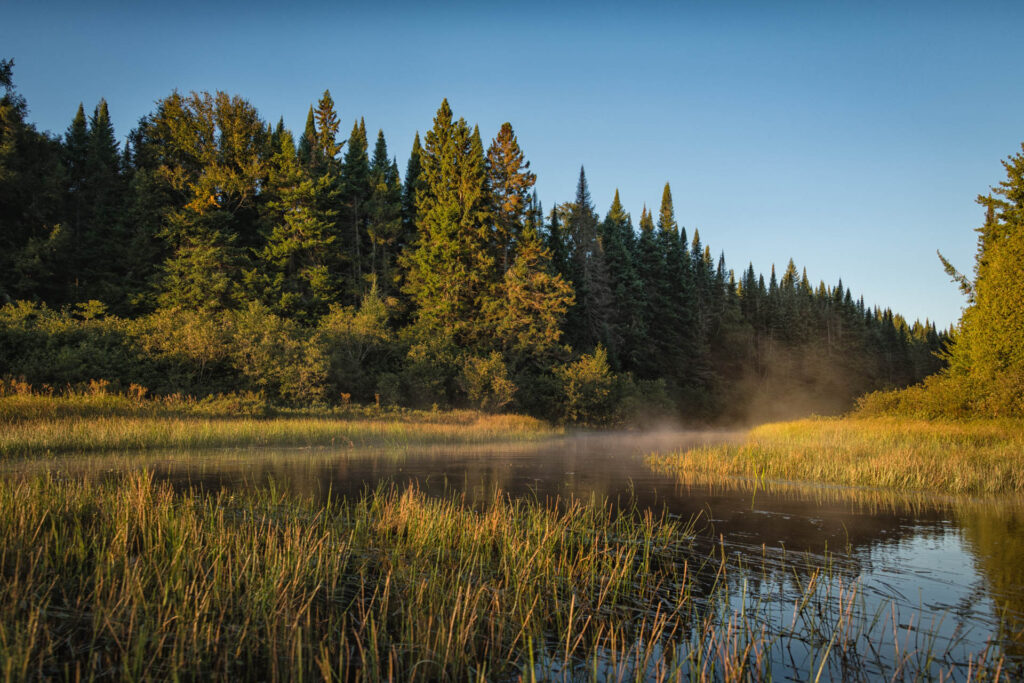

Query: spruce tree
[[600, 190, 644, 369], [250, 129, 341, 322], [340, 118, 371, 299], [402, 99, 494, 347], [487, 223, 575, 364], [485, 122, 536, 274], [564, 167, 614, 352], [401, 132, 423, 235], [313, 91, 342, 173], [297, 106, 316, 169], [941, 142, 1024, 413], [142, 91, 270, 310], [365, 130, 403, 295], [654, 182, 695, 384]]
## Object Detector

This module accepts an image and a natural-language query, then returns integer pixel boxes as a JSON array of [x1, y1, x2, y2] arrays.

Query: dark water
[[10, 431, 1024, 678]]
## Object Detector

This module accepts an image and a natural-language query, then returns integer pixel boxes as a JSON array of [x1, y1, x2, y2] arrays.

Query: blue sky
[[5, 0, 1023, 328]]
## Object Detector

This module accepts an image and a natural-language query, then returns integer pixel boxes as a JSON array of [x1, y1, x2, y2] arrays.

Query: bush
[[459, 352, 516, 412], [555, 346, 616, 425]]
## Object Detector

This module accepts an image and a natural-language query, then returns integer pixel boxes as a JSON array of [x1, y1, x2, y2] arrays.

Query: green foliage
[[249, 129, 341, 321], [318, 281, 394, 401], [486, 122, 536, 273], [229, 301, 327, 405], [864, 142, 1024, 419], [487, 225, 574, 363], [555, 346, 616, 425], [459, 352, 516, 412], [0, 74, 952, 424], [402, 100, 494, 347]]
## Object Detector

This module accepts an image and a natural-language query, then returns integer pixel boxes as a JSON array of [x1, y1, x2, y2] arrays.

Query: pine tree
[[365, 130, 403, 296], [941, 142, 1024, 413], [487, 223, 574, 363], [313, 91, 342, 173], [600, 190, 644, 369], [250, 129, 341, 322], [141, 91, 270, 310], [401, 132, 423, 235], [485, 122, 536, 274], [296, 106, 316, 169], [402, 99, 494, 346], [564, 167, 614, 352], [340, 118, 371, 300]]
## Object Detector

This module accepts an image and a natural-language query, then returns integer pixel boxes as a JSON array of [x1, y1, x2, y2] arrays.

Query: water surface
[[8, 431, 1023, 677]]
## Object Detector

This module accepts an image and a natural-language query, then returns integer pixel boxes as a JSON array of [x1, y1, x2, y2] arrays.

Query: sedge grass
[[0, 472, 1015, 681], [0, 390, 557, 458], [647, 417, 1024, 495]]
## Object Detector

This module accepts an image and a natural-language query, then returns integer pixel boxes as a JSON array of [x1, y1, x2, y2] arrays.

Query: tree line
[[0, 60, 945, 423]]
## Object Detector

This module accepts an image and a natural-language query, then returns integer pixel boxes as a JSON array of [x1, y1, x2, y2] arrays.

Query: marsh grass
[[647, 417, 1024, 495], [0, 472, 1014, 681], [0, 382, 556, 457]]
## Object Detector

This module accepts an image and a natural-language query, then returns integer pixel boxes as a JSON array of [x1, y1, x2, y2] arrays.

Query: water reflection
[[5, 431, 1023, 672]]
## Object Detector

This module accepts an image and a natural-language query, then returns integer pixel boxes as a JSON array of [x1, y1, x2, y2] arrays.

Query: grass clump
[[648, 417, 1024, 495]]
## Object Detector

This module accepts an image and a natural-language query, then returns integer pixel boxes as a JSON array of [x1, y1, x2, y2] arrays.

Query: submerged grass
[[648, 417, 1024, 495], [0, 472, 1015, 681], [0, 390, 557, 458]]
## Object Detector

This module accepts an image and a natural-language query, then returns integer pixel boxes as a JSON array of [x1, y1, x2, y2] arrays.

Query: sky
[[4, 0, 1023, 329]]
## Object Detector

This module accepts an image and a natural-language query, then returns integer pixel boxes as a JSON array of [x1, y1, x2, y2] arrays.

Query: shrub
[[458, 352, 516, 413]]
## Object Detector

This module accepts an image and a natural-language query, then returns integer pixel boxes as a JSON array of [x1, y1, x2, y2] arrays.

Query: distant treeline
[[0, 59, 945, 423]]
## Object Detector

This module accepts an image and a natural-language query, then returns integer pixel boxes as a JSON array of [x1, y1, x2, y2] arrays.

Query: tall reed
[[648, 417, 1024, 495], [0, 472, 1013, 681]]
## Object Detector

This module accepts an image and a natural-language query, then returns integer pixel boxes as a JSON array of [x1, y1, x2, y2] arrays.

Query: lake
[[8, 430, 1023, 679]]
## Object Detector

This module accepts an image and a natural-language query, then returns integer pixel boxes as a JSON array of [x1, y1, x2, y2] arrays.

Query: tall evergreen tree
[[599, 190, 644, 368], [653, 183, 697, 391], [250, 129, 341, 322], [340, 118, 371, 300], [564, 167, 614, 352], [296, 106, 316, 169], [0, 59, 65, 303], [401, 132, 423, 235], [365, 130, 403, 296], [487, 223, 574, 364], [485, 122, 536, 274], [402, 99, 494, 346], [941, 142, 1024, 413], [312, 91, 342, 174], [137, 91, 270, 310]]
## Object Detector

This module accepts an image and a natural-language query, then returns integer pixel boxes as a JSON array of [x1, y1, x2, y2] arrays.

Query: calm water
[[9, 431, 1024, 678]]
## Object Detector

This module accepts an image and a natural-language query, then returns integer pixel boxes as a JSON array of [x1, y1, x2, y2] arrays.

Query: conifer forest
[[0, 60, 946, 425]]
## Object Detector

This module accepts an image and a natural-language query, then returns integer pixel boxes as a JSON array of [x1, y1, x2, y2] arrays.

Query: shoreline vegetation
[[648, 416, 1024, 496], [0, 382, 557, 459], [0, 471, 1012, 681]]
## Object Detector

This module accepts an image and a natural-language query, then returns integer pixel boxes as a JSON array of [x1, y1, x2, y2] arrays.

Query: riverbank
[[647, 417, 1024, 495], [0, 389, 557, 458], [0, 471, 1012, 681]]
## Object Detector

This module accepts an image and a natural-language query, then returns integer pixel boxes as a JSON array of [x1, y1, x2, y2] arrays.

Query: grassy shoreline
[[0, 391, 558, 458], [648, 416, 1024, 495], [0, 472, 1012, 681]]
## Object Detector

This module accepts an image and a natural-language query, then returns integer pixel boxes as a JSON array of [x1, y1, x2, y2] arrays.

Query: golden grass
[[647, 417, 1024, 495], [0, 472, 1012, 681], [0, 391, 558, 458]]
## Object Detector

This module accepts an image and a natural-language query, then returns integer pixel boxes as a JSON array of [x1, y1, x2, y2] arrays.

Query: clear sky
[[4, 0, 1022, 329]]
